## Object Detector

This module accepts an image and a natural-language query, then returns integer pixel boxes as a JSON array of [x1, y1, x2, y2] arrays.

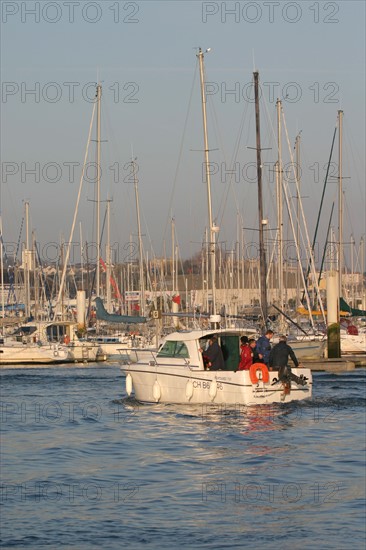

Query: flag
[[99, 257, 122, 300]]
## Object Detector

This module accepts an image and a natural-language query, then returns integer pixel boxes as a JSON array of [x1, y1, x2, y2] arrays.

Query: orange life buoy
[[250, 362, 270, 384], [64, 335, 70, 345]]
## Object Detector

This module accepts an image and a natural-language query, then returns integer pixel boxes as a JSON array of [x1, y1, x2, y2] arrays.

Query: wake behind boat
[[120, 327, 312, 405]]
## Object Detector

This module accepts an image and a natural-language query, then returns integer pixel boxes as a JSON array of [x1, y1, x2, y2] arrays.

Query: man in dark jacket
[[256, 330, 274, 365], [269, 335, 307, 386], [203, 336, 225, 371]]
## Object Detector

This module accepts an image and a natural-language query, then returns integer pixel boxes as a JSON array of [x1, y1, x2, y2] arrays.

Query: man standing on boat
[[249, 338, 259, 363], [268, 335, 307, 386], [203, 335, 225, 371], [255, 330, 273, 365]]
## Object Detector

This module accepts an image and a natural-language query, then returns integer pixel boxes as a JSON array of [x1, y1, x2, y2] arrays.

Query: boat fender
[[209, 379, 217, 401], [54, 350, 59, 357], [153, 380, 161, 403], [250, 363, 270, 384], [185, 379, 194, 401], [126, 373, 133, 396]]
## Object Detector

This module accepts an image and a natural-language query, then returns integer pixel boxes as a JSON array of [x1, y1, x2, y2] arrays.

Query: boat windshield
[[157, 340, 189, 359]]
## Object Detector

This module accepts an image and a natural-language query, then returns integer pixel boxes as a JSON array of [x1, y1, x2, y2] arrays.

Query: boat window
[[175, 342, 189, 358], [46, 325, 66, 341], [157, 341, 189, 359], [14, 326, 37, 336]]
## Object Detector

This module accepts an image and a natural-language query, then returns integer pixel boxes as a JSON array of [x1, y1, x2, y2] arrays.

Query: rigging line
[[140, 200, 170, 295], [357, 239, 365, 275], [15, 217, 25, 261], [265, 225, 278, 287], [219, 103, 251, 242], [204, 93, 235, 225], [86, 175, 110, 301], [282, 108, 326, 325], [318, 202, 335, 288], [344, 119, 365, 201], [302, 125, 337, 301], [343, 193, 355, 271], [281, 160, 315, 328], [210, 93, 253, 242], [217, 100, 250, 229], [54, 101, 97, 315], [342, 131, 363, 242], [0, 228, 16, 305], [261, 91, 280, 217], [173, 229, 186, 282], [34, 241, 53, 312], [161, 60, 199, 255]]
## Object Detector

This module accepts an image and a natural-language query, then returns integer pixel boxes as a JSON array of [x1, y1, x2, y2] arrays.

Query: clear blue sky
[[1, 1, 365, 270]]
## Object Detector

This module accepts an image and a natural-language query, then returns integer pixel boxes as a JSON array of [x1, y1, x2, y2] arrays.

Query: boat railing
[[118, 346, 158, 365], [118, 347, 200, 371]]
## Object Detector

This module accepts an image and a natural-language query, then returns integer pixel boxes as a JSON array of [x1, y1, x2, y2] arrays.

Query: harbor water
[[1, 365, 365, 549]]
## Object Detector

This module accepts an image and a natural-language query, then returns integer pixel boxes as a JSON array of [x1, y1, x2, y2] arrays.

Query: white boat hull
[[0, 343, 70, 365], [66, 342, 102, 362], [289, 339, 325, 360], [122, 365, 312, 405], [341, 332, 366, 354]]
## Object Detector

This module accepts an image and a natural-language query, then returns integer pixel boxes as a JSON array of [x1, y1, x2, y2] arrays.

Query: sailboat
[[120, 51, 312, 404], [0, 324, 70, 365]]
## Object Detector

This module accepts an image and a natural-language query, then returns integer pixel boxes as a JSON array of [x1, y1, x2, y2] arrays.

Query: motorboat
[[120, 327, 312, 405]]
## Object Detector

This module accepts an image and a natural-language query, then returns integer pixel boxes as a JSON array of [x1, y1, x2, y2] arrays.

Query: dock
[[302, 355, 366, 373]]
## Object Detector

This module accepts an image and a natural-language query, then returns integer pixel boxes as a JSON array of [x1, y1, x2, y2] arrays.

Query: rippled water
[[1, 365, 365, 549]]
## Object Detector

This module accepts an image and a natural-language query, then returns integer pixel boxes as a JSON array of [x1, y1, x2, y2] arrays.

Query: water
[[1, 365, 365, 549]]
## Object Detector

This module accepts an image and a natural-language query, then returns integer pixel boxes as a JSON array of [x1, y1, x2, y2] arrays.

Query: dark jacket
[[250, 345, 260, 363], [268, 341, 299, 369], [256, 335, 272, 365], [204, 340, 225, 371]]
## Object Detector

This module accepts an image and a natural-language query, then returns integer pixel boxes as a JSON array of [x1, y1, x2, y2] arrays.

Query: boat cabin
[[155, 329, 257, 371]]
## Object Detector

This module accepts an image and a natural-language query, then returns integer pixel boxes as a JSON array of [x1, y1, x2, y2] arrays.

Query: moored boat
[[0, 337, 69, 365]]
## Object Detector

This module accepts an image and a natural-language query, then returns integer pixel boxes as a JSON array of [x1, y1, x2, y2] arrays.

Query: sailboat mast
[[79, 222, 84, 290], [25, 201, 31, 318], [197, 47, 217, 315], [253, 71, 268, 326], [276, 99, 284, 319], [106, 199, 112, 312], [295, 132, 301, 307], [171, 218, 175, 296], [96, 83, 102, 298], [132, 159, 145, 316], [338, 109, 343, 299]]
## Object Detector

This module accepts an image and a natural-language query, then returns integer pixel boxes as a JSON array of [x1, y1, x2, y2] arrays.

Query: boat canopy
[[95, 297, 147, 324]]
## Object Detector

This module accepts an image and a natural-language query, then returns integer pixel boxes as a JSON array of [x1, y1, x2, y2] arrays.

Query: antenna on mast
[[252, 49, 256, 72]]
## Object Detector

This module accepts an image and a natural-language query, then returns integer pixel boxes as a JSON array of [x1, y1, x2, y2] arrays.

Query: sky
[[1, 0, 365, 272]]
